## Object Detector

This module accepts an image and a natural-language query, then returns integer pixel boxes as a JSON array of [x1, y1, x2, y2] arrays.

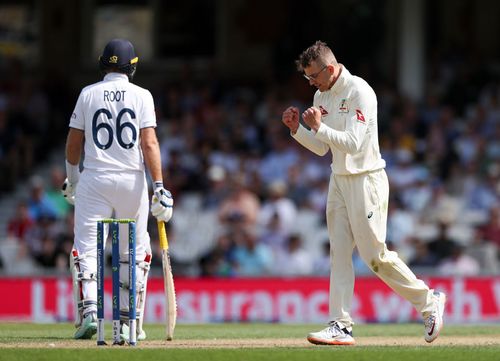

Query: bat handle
[[157, 220, 168, 250]]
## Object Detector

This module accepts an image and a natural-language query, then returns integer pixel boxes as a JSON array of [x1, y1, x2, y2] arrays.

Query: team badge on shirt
[[355, 109, 365, 123], [319, 105, 329, 116], [339, 99, 349, 113]]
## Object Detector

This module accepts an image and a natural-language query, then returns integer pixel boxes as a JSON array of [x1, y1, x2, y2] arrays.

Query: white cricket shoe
[[307, 321, 355, 345], [424, 291, 446, 343], [74, 312, 97, 340], [120, 322, 147, 343]]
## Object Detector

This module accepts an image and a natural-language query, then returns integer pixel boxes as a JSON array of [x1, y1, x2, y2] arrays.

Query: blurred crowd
[[0, 59, 74, 194], [1, 51, 499, 277]]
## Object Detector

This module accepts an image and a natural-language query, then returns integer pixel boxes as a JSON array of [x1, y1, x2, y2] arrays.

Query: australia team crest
[[339, 98, 349, 113]]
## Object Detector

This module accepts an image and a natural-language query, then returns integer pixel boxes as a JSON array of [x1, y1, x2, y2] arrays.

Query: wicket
[[97, 218, 137, 346]]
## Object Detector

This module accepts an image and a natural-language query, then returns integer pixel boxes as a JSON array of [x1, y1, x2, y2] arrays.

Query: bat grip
[[157, 220, 168, 250]]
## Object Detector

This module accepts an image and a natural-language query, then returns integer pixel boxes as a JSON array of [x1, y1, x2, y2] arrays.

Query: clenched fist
[[282, 106, 300, 134], [302, 107, 322, 132]]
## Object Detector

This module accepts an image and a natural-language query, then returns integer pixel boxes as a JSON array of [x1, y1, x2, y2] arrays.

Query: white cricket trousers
[[326, 168, 435, 327], [74, 169, 151, 315]]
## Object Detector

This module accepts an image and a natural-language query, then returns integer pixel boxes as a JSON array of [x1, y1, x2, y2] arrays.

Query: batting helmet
[[98, 39, 138, 80]]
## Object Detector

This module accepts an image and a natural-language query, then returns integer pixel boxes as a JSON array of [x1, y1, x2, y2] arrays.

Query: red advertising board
[[1, 277, 499, 323]]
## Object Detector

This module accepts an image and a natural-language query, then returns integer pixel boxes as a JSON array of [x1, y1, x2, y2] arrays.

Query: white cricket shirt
[[69, 73, 156, 172], [293, 66, 386, 175]]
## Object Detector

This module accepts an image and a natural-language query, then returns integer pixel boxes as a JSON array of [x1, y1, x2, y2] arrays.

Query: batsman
[[282, 41, 446, 345], [62, 39, 173, 341]]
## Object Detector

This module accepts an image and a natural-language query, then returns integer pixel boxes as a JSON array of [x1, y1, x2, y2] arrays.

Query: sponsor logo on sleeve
[[355, 109, 365, 123]]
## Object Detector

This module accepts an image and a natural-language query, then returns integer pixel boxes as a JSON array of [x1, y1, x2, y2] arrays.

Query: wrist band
[[66, 160, 80, 184]]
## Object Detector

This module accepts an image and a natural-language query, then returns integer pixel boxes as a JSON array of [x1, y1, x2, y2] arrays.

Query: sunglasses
[[303, 65, 328, 81]]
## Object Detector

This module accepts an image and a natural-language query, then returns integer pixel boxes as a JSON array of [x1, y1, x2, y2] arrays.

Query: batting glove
[[151, 182, 173, 222], [61, 178, 77, 205]]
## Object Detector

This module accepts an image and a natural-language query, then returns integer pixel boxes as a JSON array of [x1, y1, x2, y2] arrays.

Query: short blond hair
[[295, 40, 337, 71]]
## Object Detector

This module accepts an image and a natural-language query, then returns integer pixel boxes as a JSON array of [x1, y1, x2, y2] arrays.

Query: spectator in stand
[[27, 176, 58, 221], [409, 238, 439, 268], [209, 136, 240, 174], [307, 178, 329, 215], [387, 148, 424, 193], [427, 221, 458, 262], [462, 163, 499, 215], [203, 165, 230, 210], [46, 166, 71, 219], [258, 211, 289, 253], [54, 233, 74, 274], [7, 200, 34, 241], [199, 233, 236, 277], [466, 227, 499, 275], [485, 123, 500, 160], [454, 122, 482, 167], [479, 206, 500, 248], [34, 234, 58, 268], [400, 169, 433, 213], [7, 242, 39, 276], [313, 240, 331, 276], [273, 234, 313, 276], [259, 180, 297, 236], [438, 243, 480, 276], [218, 172, 260, 232], [420, 183, 462, 225], [286, 163, 312, 208], [163, 148, 196, 195], [259, 130, 299, 184], [24, 214, 59, 260], [386, 196, 418, 261], [231, 229, 273, 277]]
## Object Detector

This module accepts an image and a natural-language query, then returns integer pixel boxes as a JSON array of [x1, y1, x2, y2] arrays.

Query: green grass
[[0, 323, 499, 361], [4, 348, 500, 361]]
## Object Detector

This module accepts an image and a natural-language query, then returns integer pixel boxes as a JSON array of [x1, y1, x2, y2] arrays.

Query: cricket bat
[[157, 220, 177, 341]]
